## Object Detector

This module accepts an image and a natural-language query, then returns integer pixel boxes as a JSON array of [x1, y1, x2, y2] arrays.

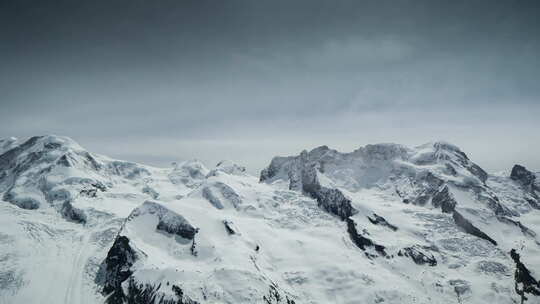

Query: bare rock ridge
[[452, 211, 497, 246], [346, 217, 387, 257], [511, 165, 537, 190], [397, 246, 437, 266], [131, 201, 199, 240], [510, 249, 540, 303], [260, 148, 357, 220], [101, 236, 138, 299], [367, 213, 398, 231], [511, 164, 540, 209]]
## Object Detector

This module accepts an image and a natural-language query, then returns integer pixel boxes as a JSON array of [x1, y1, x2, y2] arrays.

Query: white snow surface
[[0, 136, 539, 304]]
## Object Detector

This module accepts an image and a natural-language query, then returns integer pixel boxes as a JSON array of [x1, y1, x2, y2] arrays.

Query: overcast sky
[[1, 0, 539, 173]]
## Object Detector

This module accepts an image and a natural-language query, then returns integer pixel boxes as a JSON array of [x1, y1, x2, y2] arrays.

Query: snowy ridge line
[[0, 135, 539, 304]]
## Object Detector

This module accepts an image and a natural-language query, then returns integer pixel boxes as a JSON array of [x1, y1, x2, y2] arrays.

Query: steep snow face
[[1, 136, 540, 304]]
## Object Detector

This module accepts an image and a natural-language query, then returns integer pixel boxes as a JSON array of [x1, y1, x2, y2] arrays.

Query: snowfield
[[1, 135, 539, 304]]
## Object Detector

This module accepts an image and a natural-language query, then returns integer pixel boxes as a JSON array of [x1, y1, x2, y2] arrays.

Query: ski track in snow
[[64, 230, 92, 304]]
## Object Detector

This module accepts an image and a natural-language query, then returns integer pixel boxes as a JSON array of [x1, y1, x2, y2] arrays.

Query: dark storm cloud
[[1, 0, 539, 172]]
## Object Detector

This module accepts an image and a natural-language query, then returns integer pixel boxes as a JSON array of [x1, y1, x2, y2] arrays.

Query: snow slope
[[1, 136, 539, 304]]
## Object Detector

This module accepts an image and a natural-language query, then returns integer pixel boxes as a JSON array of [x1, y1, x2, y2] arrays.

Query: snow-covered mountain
[[1, 135, 539, 304]]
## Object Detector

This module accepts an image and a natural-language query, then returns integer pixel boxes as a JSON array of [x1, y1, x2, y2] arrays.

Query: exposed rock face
[[432, 185, 457, 213], [511, 165, 537, 189], [131, 201, 199, 240], [481, 194, 518, 217], [120, 278, 199, 304], [201, 182, 242, 210], [142, 185, 159, 199], [510, 249, 540, 303], [263, 283, 296, 304], [398, 246, 437, 266], [222, 220, 239, 235], [452, 211, 497, 246], [346, 218, 387, 257], [367, 213, 398, 231], [261, 149, 357, 220], [296, 151, 356, 220], [510, 165, 540, 210], [102, 202, 202, 303], [102, 236, 138, 297], [498, 217, 537, 238], [60, 200, 87, 224], [308, 186, 357, 221]]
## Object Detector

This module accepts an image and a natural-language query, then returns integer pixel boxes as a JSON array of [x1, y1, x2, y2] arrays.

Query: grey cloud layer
[[1, 0, 539, 172]]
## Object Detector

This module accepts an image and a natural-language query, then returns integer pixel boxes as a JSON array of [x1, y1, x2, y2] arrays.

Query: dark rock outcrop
[[60, 200, 87, 224], [156, 219, 198, 240], [480, 194, 518, 217], [261, 149, 357, 220], [510, 249, 540, 303], [452, 211, 497, 246], [142, 185, 159, 199], [367, 213, 398, 231], [498, 217, 537, 238], [398, 246, 437, 266], [263, 282, 296, 304], [511, 165, 537, 189], [432, 185, 457, 213], [107, 277, 199, 304], [222, 220, 238, 235], [295, 158, 357, 220], [346, 218, 387, 257], [510, 165, 540, 209], [130, 201, 199, 240], [401, 172, 444, 207], [308, 186, 357, 221], [102, 236, 138, 296], [80, 188, 98, 198]]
